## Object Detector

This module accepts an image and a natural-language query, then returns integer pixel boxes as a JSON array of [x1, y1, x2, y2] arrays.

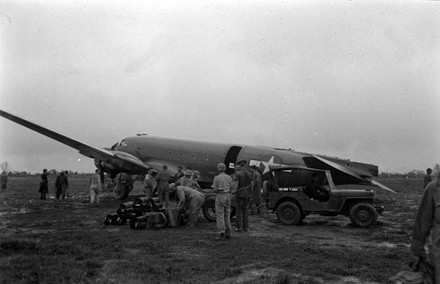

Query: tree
[[1, 162, 10, 173]]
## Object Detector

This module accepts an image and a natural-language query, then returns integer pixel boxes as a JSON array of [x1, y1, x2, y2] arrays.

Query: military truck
[[264, 165, 383, 227]]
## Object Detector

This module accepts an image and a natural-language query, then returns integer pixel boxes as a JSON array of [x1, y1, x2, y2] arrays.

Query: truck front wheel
[[349, 203, 378, 228], [276, 201, 301, 225]]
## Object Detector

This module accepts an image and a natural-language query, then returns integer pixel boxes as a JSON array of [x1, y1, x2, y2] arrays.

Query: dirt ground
[[0, 176, 425, 283]]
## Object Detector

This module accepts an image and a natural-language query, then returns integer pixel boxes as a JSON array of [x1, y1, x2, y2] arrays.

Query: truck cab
[[265, 165, 383, 227]]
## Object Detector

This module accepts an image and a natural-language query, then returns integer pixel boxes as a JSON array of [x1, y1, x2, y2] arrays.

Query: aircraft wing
[[0, 109, 149, 173]]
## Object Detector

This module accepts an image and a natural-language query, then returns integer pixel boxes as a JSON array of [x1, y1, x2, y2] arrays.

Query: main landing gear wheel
[[349, 203, 378, 228], [202, 197, 236, 222], [276, 201, 302, 225], [113, 184, 131, 200]]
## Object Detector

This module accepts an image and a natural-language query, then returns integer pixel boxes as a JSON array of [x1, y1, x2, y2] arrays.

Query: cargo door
[[224, 146, 242, 175]]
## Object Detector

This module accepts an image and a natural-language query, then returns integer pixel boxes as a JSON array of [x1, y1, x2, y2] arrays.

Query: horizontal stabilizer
[[312, 155, 365, 181], [371, 180, 397, 194]]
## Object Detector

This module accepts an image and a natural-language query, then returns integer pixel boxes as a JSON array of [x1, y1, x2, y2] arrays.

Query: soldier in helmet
[[169, 183, 205, 227], [212, 163, 234, 240]]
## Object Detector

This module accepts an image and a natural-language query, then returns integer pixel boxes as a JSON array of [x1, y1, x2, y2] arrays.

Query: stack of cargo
[[104, 197, 188, 230]]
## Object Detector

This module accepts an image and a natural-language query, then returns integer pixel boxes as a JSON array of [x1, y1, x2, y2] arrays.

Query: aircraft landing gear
[[112, 173, 137, 200]]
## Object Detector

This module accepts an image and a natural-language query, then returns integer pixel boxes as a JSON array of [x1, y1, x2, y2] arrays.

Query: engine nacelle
[[94, 159, 120, 178]]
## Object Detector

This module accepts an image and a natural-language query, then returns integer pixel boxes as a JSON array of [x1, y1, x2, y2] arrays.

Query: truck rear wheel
[[276, 201, 301, 225], [349, 203, 378, 228]]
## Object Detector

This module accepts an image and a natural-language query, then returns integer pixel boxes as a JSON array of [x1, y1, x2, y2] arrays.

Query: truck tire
[[349, 203, 378, 228], [202, 197, 236, 222], [276, 201, 302, 225]]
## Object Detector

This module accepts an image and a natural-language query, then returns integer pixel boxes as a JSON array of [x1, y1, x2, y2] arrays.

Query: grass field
[[0, 176, 426, 283]]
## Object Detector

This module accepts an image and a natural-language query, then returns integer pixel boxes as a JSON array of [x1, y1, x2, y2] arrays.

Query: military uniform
[[235, 167, 252, 232], [39, 172, 48, 200], [156, 170, 170, 208], [175, 185, 205, 227], [90, 171, 102, 205], [212, 167, 234, 239], [1, 172, 8, 192], [411, 179, 440, 283], [144, 172, 156, 199], [55, 172, 68, 200], [251, 170, 262, 212]]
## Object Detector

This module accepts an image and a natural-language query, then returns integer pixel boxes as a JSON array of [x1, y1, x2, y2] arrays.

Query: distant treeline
[[5, 170, 93, 177], [379, 170, 437, 178]]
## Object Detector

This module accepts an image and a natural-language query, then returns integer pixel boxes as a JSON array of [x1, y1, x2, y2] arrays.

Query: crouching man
[[169, 184, 205, 227], [90, 169, 103, 205]]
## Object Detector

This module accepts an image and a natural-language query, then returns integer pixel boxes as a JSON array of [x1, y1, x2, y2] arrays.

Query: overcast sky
[[0, 1, 439, 174]]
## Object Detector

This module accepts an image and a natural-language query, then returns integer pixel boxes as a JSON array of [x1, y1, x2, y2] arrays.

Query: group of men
[[143, 165, 205, 227], [212, 159, 262, 240], [37, 169, 70, 200], [36, 168, 104, 206], [142, 160, 263, 235]]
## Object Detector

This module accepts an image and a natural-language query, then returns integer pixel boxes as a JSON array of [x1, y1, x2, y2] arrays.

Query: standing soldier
[[144, 168, 156, 199], [64, 170, 70, 198], [250, 165, 262, 214], [174, 166, 184, 183], [234, 159, 252, 232], [191, 170, 202, 190], [170, 184, 205, 227], [424, 168, 433, 189], [0, 171, 7, 192], [39, 169, 49, 200], [411, 174, 439, 283], [155, 165, 170, 208], [89, 169, 102, 205], [177, 170, 193, 187], [55, 171, 68, 200], [212, 163, 234, 240]]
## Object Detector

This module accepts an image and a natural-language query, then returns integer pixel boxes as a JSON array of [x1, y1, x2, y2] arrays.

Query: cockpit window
[[120, 140, 128, 147]]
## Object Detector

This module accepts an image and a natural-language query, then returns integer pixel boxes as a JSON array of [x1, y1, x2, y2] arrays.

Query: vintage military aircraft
[[0, 109, 394, 199]]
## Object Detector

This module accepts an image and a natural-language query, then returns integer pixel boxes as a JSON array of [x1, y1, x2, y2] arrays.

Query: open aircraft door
[[224, 146, 242, 175]]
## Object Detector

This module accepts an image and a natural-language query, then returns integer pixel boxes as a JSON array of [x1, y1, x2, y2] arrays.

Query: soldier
[[170, 184, 205, 227], [177, 170, 200, 190], [39, 169, 49, 200], [177, 170, 193, 187], [250, 165, 262, 214], [0, 171, 7, 192], [411, 175, 439, 283], [234, 159, 252, 232], [191, 170, 202, 190], [155, 165, 170, 208], [55, 171, 68, 200], [89, 169, 102, 205], [212, 162, 234, 240], [424, 168, 433, 189], [174, 166, 184, 183], [64, 170, 70, 198], [144, 168, 156, 199], [303, 173, 330, 202]]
